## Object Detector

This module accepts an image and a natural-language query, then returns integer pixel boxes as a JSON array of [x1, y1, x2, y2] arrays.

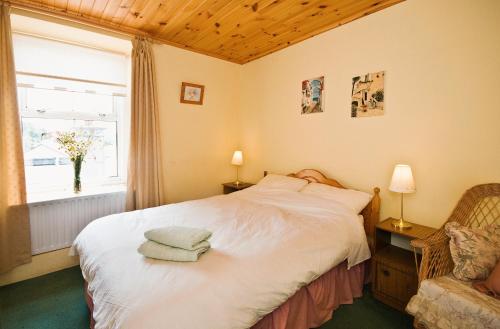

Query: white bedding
[[71, 186, 371, 329]]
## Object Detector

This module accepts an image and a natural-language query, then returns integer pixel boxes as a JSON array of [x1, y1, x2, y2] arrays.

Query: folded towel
[[144, 226, 212, 250], [138, 240, 210, 262]]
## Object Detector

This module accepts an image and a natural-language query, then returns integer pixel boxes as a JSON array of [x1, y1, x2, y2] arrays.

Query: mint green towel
[[144, 226, 212, 250], [138, 240, 210, 262]]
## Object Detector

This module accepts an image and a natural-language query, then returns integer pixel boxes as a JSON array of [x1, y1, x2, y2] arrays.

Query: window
[[13, 33, 130, 196]]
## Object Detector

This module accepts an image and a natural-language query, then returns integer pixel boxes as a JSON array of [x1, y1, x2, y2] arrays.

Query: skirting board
[[0, 247, 79, 287]]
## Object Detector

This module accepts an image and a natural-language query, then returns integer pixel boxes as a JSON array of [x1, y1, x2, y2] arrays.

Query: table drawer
[[375, 262, 417, 304]]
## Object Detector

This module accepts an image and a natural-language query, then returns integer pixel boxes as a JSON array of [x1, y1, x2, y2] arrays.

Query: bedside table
[[222, 182, 254, 194], [372, 218, 436, 311]]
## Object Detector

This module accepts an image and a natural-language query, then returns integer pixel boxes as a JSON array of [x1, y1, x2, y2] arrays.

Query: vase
[[73, 156, 83, 193]]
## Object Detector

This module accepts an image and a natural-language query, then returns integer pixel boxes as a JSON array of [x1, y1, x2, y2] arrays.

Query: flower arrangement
[[56, 132, 92, 193]]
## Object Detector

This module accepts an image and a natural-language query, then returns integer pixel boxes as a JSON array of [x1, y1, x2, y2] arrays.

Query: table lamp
[[231, 150, 243, 186], [389, 164, 416, 229]]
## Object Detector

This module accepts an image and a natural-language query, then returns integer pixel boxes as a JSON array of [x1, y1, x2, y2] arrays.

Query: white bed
[[71, 170, 378, 329]]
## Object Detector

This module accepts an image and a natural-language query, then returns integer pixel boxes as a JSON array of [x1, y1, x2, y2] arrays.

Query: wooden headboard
[[264, 169, 380, 250]]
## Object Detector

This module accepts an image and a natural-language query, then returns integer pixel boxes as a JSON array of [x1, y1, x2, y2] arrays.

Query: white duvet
[[71, 186, 370, 329]]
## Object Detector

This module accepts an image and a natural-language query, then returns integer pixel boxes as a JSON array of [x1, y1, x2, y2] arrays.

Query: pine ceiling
[[10, 0, 404, 64]]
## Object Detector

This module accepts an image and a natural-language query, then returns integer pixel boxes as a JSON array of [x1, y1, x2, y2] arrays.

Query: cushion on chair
[[407, 275, 500, 329], [445, 222, 500, 281]]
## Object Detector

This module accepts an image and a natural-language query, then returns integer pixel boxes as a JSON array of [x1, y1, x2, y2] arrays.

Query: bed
[[72, 169, 380, 329]]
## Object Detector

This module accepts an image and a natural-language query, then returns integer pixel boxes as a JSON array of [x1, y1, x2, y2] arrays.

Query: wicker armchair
[[411, 183, 500, 284], [409, 183, 500, 329]]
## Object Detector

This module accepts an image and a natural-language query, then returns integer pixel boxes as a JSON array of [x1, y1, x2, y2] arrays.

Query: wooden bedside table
[[222, 182, 254, 194], [372, 218, 436, 311]]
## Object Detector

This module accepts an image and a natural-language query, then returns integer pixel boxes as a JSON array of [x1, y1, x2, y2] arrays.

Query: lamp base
[[391, 218, 412, 230]]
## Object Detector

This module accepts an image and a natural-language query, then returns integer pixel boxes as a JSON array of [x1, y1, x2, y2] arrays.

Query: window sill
[[27, 184, 127, 205]]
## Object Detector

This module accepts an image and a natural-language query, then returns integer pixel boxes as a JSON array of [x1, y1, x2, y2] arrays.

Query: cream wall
[[153, 43, 241, 203], [238, 0, 500, 228]]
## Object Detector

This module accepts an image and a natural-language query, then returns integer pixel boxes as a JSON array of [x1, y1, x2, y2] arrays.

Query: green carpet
[[0, 266, 412, 329]]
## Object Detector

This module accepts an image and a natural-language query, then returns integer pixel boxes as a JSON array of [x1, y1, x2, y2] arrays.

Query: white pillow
[[300, 182, 372, 213], [256, 174, 309, 191]]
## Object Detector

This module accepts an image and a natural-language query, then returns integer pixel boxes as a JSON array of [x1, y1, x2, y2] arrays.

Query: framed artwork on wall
[[180, 82, 205, 105], [301, 76, 324, 114], [351, 71, 384, 117]]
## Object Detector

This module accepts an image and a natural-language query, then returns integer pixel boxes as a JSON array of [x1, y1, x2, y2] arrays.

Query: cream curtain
[[126, 37, 165, 211], [0, 2, 32, 273]]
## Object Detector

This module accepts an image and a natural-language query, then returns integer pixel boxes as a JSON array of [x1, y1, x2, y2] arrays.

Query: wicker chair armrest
[[410, 232, 448, 249], [412, 230, 454, 284]]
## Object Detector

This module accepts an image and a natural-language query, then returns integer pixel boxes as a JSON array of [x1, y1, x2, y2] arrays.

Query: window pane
[[22, 118, 118, 193]]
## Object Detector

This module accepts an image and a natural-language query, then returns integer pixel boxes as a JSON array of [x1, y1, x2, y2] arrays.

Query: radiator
[[29, 191, 126, 255]]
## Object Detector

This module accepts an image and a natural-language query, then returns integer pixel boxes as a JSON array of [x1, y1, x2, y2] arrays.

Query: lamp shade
[[389, 164, 415, 193], [231, 150, 243, 166]]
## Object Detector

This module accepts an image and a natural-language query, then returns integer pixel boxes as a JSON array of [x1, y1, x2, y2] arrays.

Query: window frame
[[17, 73, 129, 192]]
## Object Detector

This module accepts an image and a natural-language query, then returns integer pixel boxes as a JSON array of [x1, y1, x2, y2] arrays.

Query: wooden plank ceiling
[[10, 0, 404, 64]]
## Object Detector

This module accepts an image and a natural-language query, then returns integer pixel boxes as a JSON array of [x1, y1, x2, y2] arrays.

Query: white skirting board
[[29, 191, 126, 255]]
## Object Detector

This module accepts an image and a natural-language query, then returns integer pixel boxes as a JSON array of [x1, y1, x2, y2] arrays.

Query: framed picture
[[301, 76, 324, 114], [180, 82, 205, 105], [351, 71, 384, 117]]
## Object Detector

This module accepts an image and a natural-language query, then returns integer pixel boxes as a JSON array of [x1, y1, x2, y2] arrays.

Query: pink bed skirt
[[251, 261, 366, 329], [84, 261, 366, 329]]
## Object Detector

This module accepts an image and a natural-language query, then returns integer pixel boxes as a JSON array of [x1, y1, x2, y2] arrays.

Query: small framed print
[[180, 82, 205, 105], [351, 71, 384, 117], [301, 76, 324, 114]]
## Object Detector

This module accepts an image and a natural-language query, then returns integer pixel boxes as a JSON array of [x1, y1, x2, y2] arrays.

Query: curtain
[[126, 37, 165, 211], [0, 2, 31, 273]]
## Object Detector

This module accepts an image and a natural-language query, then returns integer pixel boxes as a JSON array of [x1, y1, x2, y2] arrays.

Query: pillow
[[300, 182, 372, 213], [445, 221, 500, 281], [256, 174, 309, 191]]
